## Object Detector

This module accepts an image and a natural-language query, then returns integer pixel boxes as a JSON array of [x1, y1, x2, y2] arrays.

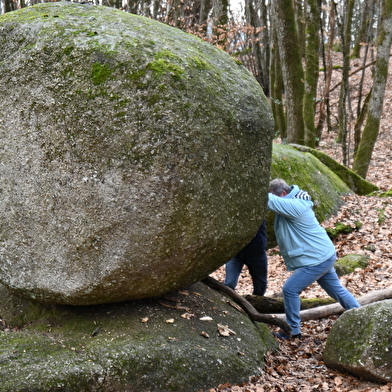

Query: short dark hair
[[269, 178, 291, 196]]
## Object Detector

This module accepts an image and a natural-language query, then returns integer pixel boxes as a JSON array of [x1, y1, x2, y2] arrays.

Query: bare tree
[[303, 0, 321, 147], [352, 0, 392, 178], [271, 0, 305, 144]]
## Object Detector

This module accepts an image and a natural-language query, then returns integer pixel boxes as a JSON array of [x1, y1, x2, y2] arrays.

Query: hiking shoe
[[273, 332, 302, 340]]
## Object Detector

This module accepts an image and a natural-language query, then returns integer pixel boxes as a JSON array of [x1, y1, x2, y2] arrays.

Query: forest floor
[[209, 52, 392, 392]]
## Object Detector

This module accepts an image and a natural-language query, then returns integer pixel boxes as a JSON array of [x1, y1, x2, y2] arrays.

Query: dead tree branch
[[203, 276, 292, 335], [269, 287, 392, 321]]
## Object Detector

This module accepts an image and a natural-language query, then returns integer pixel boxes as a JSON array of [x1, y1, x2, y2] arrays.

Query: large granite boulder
[[324, 300, 392, 383], [0, 282, 277, 392], [0, 3, 274, 305]]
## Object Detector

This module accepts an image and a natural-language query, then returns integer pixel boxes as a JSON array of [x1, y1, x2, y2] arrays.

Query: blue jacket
[[267, 185, 336, 271]]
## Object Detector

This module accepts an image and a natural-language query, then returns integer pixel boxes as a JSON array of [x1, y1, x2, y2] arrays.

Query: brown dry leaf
[[181, 312, 195, 319], [334, 376, 343, 386], [217, 323, 236, 336]]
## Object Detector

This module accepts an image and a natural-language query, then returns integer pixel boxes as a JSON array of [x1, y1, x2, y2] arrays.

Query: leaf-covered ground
[[209, 53, 392, 392]]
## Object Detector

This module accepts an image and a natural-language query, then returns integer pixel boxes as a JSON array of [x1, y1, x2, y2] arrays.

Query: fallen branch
[[245, 295, 336, 313], [202, 276, 292, 336], [269, 287, 392, 321]]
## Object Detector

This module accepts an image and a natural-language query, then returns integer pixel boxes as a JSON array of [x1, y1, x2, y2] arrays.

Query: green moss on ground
[[334, 254, 369, 276], [325, 221, 362, 239]]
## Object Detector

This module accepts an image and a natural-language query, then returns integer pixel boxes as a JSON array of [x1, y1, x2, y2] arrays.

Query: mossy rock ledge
[[289, 144, 379, 196], [0, 282, 277, 392], [324, 300, 392, 383], [0, 3, 274, 305]]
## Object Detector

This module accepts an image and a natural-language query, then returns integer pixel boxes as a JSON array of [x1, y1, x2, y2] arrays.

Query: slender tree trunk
[[270, 23, 287, 139], [152, 0, 160, 19], [351, 0, 373, 59], [352, 0, 392, 178], [272, 0, 305, 144], [211, 0, 228, 47], [173, 0, 181, 27], [316, 0, 335, 138], [199, 0, 212, 27], [128, 0, 139, 14], [245, 0, 268, 94], [212, 0, 228, 25], [260, 0, 270, 95], [303, 0, 320, 147], [337, 0, 354, 167], [4, 0, 13, 13], [354, 88, 372, 155], [295, 0, 306, 57]]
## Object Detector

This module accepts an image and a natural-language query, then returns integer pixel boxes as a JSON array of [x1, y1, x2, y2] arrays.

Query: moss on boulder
[[325, 221, 362, 239], [379, 189, 392, 197], [334, 254, 369, 276], [324, 300, 392, 383], [289, 144, 379, 195]]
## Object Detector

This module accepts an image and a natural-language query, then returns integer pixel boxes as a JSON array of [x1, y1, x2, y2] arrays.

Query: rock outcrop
[[0, 282, 277, 392], [324, 300, 392, 383], [0, 3, 274, 305]]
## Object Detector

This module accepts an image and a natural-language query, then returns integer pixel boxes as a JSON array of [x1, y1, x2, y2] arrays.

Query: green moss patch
[[335, 254, 369, 276]]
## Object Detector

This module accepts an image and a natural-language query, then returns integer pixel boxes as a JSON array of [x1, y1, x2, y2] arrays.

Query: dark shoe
[[274, 332, 302, 340]]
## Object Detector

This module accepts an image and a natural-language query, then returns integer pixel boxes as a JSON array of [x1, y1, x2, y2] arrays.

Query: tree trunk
[[294, 0, 306, 57], [245, 0, 270, 94], [316, 1, 335, 138], [260, 0, 270, 95], [245, 0, 263, 87], [199, 0, 212, 28], [352, 0, 392, 178], [4, 0, 14, 13], [303, 0, 320, 147], [351, 0, 374, 59], [337, 0, 355, 167], [271, 0, 305, 144], [270, 23, 287, 139], [211, 0, 229, 47], [354, 88, 372, 155]]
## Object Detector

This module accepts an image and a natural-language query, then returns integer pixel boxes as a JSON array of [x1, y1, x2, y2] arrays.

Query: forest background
[[2, 0, 392, 391]]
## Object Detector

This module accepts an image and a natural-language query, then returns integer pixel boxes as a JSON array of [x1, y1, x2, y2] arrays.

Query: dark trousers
[[224, 252, 268, 296]]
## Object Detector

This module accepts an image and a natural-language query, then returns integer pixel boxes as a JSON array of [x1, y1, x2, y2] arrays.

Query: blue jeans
[[283, 254, 360, 335], [224, 253, 268, 296]]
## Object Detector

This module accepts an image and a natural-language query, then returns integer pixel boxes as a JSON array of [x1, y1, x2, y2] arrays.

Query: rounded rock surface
[[0, 3, 274, 304], [324, 301, 392, 383]]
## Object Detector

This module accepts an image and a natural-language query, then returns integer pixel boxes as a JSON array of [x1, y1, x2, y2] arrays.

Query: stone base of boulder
[[0, 281, 276, 391]]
